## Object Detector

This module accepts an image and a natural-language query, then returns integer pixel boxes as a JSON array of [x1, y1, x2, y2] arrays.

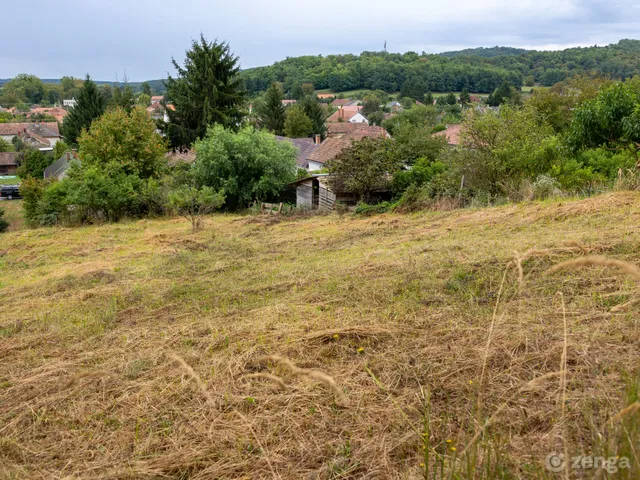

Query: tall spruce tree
[[258, 82, 286, 135], [301, 96, 326, 137], [111, 79, 136, 113], [62, 75, 106, 146], [163, 35, 245, 150]]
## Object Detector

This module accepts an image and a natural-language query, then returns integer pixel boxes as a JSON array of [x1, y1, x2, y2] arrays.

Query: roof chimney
[[339, 107, 344, 120], [66, 152, 70, 160], [314, 134, 321, 145]]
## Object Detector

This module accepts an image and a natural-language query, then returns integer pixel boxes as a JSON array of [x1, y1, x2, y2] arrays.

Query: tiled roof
[[165, 149, 196, 166], [307, 127, 387, 165], [0, 122, 60, 137], [331, 98, 353, 107], [282, 99, 297, 105], [433, 124, 462, 145], [29, 107, 68, 122], [317, 93, 335, 99], [0, 152, 18, 166], [151, 95, 164, 103], [274, 136, 319, 169], [327, 105, 364, 123]]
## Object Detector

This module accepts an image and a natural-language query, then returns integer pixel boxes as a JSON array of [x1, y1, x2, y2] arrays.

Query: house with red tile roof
[[0, 122, 61, 149], [432, 124, 462, 146], [327, 105, 368, 124], [29, 107, 68, 123], [306, 125, 387, 171]]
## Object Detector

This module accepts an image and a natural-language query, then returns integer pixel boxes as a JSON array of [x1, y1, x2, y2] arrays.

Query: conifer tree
[[62, 75, 106, 146], [459, 88, 471, 105], [258, 82, 286, 135], [424, 91, 434, 105], [301, 96, 326, 137], [163, 35, 245, 150]]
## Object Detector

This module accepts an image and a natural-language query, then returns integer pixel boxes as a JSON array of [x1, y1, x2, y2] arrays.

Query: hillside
[[241, 39, 640, 94], [439, 46, 532, 58], [1, 194, 639, 478]]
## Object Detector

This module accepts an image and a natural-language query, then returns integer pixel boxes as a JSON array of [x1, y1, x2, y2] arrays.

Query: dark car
[[0, 185, 21, 200]]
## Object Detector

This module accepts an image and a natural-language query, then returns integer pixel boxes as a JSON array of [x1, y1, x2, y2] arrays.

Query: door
[[312, 179, 320, 209]]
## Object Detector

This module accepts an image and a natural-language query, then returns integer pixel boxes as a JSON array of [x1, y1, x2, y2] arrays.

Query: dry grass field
[[1, 193, 639, 479]]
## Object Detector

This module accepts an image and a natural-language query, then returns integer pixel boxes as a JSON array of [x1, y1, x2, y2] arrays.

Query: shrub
[[0, 207, 9, 232], [354, 201, 395, 216], [531, 174, 563, 200]]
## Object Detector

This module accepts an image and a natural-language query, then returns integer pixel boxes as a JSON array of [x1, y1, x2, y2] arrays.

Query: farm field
[[0, 193, 639, 478]]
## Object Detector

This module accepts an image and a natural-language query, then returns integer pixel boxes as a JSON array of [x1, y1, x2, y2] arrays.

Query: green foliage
[[424, 91, 434, 105], [459, 88, 471, 105], [486, 81, 521, 106], [392, 158, 446, 196], [78, 106, 167, 179], [400, 77, 428, 101], [193, 125, 297, 210], [62, 75, 107, 146], [19, 177, 51, 227], [168, 172, 225, 230], [137, 93, 151, 107], [163, 35, 246, 150], [457, 104, 559, 195], [0, 138, 13, 152], [0, 207, 9, 233], [382, 104, 438, 136], [17, 148, 52, 179], [300, 96, 326, 136], [283, 105, 313, 138], [367, 111, 385, 126], [445, 92, 457, 105], [141, 81, 152, 97], [52, 140, 69, 160], [327, 137, 400, 201], [566, 81, 640, 166], [354, 201, 395, 216], [111, 82, 136, 113], [258, 82, 286, 135], [2, 74, 45, 104]]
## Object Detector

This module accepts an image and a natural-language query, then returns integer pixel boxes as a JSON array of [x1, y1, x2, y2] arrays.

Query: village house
[[327, 105, 368, 124], [29, 107, 68, 123], [274, 135, 320, 169], [63, 98, 77, 108], [0, 122, 62, 150], [147, 102, 174, 122], [43, 151, 80, 180], [281, 99, 297, 106], [432, 124, 462, 146], [0, 152, 19, 175], [150, 95, 164, 104]]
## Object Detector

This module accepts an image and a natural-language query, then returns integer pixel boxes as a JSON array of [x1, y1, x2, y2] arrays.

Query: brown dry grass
[[1, 192, 639, 479]]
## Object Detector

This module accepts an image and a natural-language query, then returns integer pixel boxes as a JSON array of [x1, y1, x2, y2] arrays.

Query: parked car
[[0, 185, 21, 200]]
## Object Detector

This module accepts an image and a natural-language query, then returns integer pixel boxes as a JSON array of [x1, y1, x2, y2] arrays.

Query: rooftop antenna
[[384, 41, 387, 52]]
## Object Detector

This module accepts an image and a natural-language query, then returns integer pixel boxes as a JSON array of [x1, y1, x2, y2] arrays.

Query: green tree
[[193, 125, 297, 210], [4, 74, 45, 104], [258, 82, 286, 135], [446, 92, 457, 105], [284, 105, 313, 138], [62, 75, 106, 145], [17, 148, 52, 178], [168, 171, 225, 231], [78, 106, 167, 179], [53, 140, 69, 159], [301, 96, 326, 137], [424, 91, 434, 105], [163, 35, 245, 150], [362, 93, 383, 117], [459, 88, 471, 105], [60, 76, 78, 97], [487, 81, 521, 106], [137, 93, 151, 107], [566, 81, 640, 168], [141, 81, 152, 96], [111, 82, 135, 113], [327, 137, 401, 201]]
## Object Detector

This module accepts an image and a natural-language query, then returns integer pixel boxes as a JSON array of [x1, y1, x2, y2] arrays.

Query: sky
[[1, 0, 639, 81]]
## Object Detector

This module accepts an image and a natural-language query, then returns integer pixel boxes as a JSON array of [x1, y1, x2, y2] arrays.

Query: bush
[[531, 174, 563, 200], [0, 207, 9, 232], [354, 201, 395, 216]]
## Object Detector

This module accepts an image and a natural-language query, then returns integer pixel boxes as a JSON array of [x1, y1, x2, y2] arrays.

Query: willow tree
[[163, 35, 245, 150]]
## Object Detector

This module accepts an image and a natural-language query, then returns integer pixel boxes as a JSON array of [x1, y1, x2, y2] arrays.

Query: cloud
[[1, 0, 638, 80]]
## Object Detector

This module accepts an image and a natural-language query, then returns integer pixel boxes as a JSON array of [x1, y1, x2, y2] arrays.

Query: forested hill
[[240, 39, 640, 94], [439, 46, 531, 58]]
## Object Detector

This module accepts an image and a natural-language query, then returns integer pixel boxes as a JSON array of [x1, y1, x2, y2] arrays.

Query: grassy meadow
[[1, 193, 639, 478]]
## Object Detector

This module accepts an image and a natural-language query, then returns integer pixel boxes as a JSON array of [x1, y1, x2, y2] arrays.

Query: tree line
[[240, 39, 640, 95]]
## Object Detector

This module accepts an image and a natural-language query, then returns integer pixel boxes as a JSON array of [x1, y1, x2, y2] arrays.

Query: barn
[[291, 174, 337, 211]]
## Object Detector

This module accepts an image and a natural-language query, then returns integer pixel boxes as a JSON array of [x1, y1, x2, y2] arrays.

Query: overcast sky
[[1, 0, 639, 81]]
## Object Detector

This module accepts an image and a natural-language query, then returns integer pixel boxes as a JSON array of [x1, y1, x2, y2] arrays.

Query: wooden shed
[[290, 174, 337, 211]]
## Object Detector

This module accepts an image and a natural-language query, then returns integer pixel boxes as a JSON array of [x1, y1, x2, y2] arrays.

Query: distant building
[[0, 123, 62, 150], [63, 98, 77, 108], [274, 135, 320, 170], [44, 151, 80, 180], [29, 107, 68, 123], [150, 95, 164, 104], [281, 99, 297, 106], [327, 106, 368, 124], [306, 125, 387, 171], [0, 152, 19, 175], [432, 124, 462, 146]]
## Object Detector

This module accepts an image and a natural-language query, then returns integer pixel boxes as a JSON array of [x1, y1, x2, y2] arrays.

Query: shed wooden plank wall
[[319, 187, 336, 211], [296, 182, 313, 209]]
